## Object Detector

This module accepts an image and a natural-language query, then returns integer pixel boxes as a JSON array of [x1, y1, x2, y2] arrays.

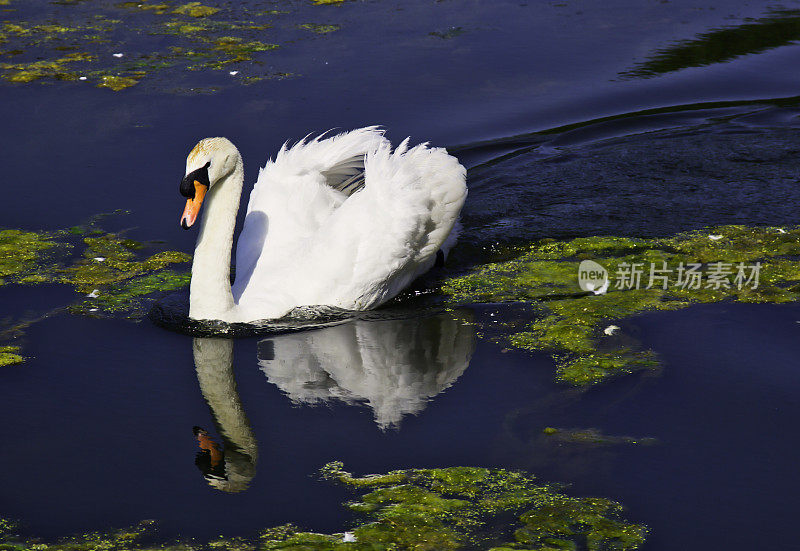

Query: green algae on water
[[0, 463, 646, 549], [0, 217, 192, 363], [541, 427, 658, 446], [299, 23, 340, 34], [0, 519, 166, 551], [0, 0, 344, 91], [443, 225, 800, 385], [0, 346, 23, 367], [0, 52, 95, 83], [430, 26, 465, 39], [116, 2, 171, 14], [209, 36, 278, 63], [61, 232, 191, 316], [97, 73, 140, 90], [0, 229, 61, 284], [172, 1, 219, 17], [302, 462, 645, 550]]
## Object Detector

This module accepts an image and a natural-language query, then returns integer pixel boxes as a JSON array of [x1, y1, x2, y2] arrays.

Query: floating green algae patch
[[0, 0, 347, 91], [0, 519, 174, 551], [0, 462, 646, 550], [0, 224, 190, 316], [97, 73, 141, 90], [0, 52, 95, 83], [0, 345, 23, 367], [311, 462, 646, 551], [0, 229, 63, 284], [430, 26, 465, 39], [116, 2, 171, 14], [443, 225, 800, 385], [299, 23, 340, 34], [172, 1, 219, 17], [61, 231, 191, 316], [208, 36, 278, 64], [541, 427, 658, 447], [0, 216, 191, 362]]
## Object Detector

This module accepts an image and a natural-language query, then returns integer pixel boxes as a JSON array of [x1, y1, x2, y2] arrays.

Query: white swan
[[179, 127, 467, 322]]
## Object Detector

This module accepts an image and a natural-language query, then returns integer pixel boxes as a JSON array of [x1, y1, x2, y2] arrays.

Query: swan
[[179, 127, 467, 322]]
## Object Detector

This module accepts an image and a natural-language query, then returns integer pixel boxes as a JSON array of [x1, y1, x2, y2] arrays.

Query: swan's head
[[180, 137, 240, 229]]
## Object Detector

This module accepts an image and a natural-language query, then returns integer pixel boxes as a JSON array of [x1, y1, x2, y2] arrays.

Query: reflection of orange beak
[[197, 432, 223, 467], [180, 181, 207, 229]]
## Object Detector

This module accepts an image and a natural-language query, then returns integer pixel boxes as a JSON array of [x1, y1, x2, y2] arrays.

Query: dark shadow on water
[[621, 9, 800, 79]]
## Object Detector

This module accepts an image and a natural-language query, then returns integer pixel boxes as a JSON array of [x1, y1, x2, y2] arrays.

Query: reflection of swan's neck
[[189, 159, 244, 321], [193, 337, 258, 492]]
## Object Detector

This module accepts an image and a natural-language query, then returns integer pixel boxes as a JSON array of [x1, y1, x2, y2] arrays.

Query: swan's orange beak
[[181, 181, 207, 229]]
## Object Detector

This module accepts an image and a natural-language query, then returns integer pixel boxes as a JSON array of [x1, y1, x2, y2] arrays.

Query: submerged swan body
[[179, 127, 467, 322]]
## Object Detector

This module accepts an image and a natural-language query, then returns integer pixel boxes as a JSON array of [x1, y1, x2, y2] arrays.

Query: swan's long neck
[[189, 159, 244, 321]]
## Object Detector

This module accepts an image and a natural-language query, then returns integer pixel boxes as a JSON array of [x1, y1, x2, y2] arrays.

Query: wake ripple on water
[[148, 291, 453, 337], [456, 100, 800, 256]]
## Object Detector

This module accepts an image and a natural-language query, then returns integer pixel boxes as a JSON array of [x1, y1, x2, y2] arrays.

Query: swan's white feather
[[197, 127, 465, 322]]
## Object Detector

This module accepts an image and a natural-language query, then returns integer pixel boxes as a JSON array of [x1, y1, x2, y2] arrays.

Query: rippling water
[[2, 0, 800, 549]]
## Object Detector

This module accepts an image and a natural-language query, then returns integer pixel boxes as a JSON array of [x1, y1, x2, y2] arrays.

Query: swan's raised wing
[[233, 127, 466, 319], [323, 156, 367, 196], [232, 127, 387, 303], [272, 138, 467, 311]]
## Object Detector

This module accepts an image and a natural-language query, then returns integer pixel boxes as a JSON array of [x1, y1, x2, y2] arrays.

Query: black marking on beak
[[181, 217, 190, 230], [180, 161, 211, 199]]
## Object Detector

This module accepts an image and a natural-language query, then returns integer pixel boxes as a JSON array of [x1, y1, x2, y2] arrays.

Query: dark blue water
[[2, 0, 800, 548]]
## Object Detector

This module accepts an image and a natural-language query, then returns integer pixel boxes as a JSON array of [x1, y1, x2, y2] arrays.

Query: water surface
[[2, 0, 800, 548]]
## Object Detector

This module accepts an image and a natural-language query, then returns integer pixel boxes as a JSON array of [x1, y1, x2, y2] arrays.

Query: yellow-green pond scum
[[442, 225, 800, 385], [0, 1, 343, 91], [0, 462, 646, 550], [0, 220, 191, 365]]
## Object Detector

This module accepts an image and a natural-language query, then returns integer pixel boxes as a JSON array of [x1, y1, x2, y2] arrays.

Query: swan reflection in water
[[192, 337, 258, 493], [190, 312, 475, 491], [257, 312, 475, 429]]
